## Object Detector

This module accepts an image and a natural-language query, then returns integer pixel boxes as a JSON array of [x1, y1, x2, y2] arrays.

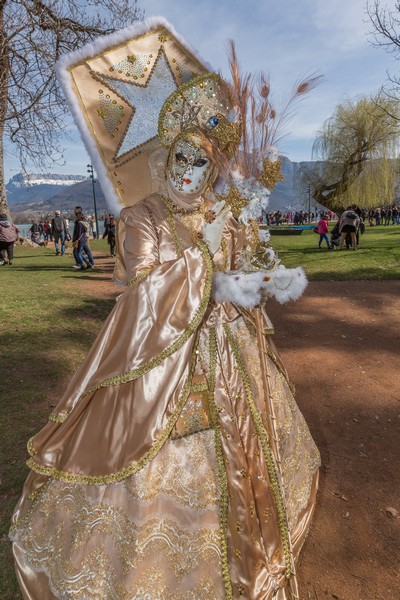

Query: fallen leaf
[[386, 507, 399, 519], [333, 491, 348, 501]]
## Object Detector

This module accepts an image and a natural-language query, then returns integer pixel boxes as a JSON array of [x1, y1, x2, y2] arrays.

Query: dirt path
[[267, 281, 400, 600], [81, 259, 400, 599]]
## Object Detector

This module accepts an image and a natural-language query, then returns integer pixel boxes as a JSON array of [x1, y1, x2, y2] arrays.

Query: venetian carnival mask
[[167, 135, 213, 195]]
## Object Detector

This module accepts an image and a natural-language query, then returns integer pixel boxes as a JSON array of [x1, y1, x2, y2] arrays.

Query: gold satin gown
[[10, 194, 320, 599]]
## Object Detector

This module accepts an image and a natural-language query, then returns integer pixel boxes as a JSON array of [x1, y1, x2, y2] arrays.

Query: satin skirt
[[10, 309, 320, 599]]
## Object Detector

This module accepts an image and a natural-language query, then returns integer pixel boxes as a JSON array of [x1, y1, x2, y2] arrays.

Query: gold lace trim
[[223, 322, 292, 579], [209, 327, 233, 599], [128, 267, 153, 286], [12, 484, 221, 599], [191, 382, 208, 393], [162, 196, 184, 257]]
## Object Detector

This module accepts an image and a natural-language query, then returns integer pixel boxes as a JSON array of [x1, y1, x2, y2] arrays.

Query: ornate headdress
[[158, 73, 240, 156]]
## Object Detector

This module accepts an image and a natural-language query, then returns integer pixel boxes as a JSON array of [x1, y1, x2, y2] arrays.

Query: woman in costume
[[10, 23, 320, 600]]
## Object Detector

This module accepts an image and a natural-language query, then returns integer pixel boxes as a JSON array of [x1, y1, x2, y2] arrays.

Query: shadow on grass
[[0, 295, 115, 599]]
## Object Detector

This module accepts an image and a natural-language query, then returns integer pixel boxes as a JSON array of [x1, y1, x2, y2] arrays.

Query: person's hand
[[203, 200, 232, 255]]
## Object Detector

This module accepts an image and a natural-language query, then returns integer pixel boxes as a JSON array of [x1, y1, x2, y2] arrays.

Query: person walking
[[29, 220, 42, 245], [42, 220, 50, 243], [339, 205, 360, 250], [51, 210, 69, 255], [104, 216, 116, 257], [316, 214, 331, 249], [0, 214, 19, 265], [72, 210, 94, 270]]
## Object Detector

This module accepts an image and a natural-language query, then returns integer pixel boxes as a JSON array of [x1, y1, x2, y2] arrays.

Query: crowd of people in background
[[261, 209, 337, 225], [3, 203, 399, 266], [367, 206, 400, 226]]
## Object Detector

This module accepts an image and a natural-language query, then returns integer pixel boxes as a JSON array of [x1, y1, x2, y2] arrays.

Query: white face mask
[[168, 137, 213, 195]]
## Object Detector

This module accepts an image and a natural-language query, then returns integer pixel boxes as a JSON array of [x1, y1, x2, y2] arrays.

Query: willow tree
[[0, 0, 143, 215], [301, 96, 400, 214]]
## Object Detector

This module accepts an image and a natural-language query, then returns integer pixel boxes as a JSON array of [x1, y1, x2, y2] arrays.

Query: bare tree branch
[[0, 0, 144, 214]]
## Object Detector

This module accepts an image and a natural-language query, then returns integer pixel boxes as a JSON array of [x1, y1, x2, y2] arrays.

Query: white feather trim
[[55, 16, 214, 214], [212, 266, 307, 308], [259, 229, 271, 243], [261, 266, 308, 304], [212, 271, 268, 309]]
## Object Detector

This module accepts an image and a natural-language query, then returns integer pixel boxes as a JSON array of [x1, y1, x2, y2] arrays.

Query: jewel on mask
[[206, 116, 219, 130]]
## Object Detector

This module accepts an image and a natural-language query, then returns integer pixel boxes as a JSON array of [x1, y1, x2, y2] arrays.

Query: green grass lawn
[[0, 240, 115, 598], [268, 225, 400, 280]]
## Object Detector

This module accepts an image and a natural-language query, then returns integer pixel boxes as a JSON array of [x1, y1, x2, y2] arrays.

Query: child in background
[[317, 214, 332, 249]]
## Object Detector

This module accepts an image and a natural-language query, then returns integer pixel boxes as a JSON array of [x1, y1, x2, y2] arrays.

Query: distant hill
[[7, 159, 318, 219], [7, 173, 108, 218]]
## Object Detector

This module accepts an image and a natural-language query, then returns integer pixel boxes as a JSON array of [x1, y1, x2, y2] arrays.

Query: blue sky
[[5, 0, 398, 180]]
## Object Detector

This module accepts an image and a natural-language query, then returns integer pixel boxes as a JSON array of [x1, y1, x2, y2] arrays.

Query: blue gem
[[206, 116, 219, 130]]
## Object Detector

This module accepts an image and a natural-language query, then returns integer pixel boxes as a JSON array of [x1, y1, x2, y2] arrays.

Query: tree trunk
[[0, 7, 9, 216]]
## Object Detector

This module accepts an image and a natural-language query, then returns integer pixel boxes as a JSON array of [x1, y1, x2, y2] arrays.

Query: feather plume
[[225, 41, 322, 180]]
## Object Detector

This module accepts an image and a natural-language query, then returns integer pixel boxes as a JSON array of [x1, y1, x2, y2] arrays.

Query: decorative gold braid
[[223, 323, 292, 579], [27, 339, 200, 486], [272, 277, 294, 291], [221, 237, 229, 271], [208, 328, 233, 599], [47, 413, 68, 424], [161, 196, 183, 257], [128, 267, 153, 286], [190, 382, 209, 394], [27, 438, 37, 456]]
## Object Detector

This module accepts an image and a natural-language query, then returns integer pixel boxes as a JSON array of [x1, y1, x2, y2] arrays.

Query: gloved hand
[[203, 200, 232, 255]]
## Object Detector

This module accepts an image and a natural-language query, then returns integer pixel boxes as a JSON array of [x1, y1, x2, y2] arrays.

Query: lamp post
[[307, 185, 311, 222], [87, 164, 99, 239]]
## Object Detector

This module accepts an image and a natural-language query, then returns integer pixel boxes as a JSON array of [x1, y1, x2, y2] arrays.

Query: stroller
[[330, 223, 341, 248]]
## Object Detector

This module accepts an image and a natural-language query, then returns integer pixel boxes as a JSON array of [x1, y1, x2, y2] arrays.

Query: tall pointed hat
[[56, 17, 214, 213]]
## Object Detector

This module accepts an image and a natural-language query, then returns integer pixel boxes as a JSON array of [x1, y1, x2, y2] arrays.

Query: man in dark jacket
[[72, 209, 94, 270]]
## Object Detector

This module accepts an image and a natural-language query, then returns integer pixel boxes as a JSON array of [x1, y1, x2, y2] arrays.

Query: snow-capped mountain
[[7, 159, 319, 218], [7, 172, 88, 205]]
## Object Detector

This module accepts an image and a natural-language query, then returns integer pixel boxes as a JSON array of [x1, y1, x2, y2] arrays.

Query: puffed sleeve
[[121, 202, 160, 282]]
